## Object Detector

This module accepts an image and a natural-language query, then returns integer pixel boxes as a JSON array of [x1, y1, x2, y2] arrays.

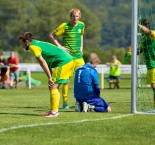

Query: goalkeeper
[[74, 53, 111, 112], [138, 18, 155, 108], [18, 32, 73, 117]]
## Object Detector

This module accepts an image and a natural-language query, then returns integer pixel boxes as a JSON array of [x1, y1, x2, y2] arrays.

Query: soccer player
[[106, 55, 122, 89], [18, 32, 73, 117], [138, 18, 155, 108], [74, 53, 111, 112], [49, 8, 85, 109]]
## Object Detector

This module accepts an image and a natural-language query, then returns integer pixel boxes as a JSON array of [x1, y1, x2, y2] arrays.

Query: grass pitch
[[0, 73, 155, 145]]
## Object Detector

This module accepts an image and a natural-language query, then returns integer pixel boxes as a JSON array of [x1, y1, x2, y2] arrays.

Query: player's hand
[[61, 46, 70, 53], [48, 78, 54, 89], [106, 63, 111, 66]]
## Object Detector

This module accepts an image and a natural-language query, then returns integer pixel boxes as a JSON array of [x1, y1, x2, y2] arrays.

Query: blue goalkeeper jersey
[[74, 63, 99, 100]]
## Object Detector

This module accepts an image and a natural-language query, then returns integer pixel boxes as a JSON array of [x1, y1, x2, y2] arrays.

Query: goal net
[[132, 0, 155, 114]]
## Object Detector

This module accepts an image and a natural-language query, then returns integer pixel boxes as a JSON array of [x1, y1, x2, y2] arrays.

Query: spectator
[[106, 55, 122, 89], [124, 46, 132, 64], [18, 32, 73, 117], [0, 52, 8, 89], [49, 8, 85, 109], [7, 52, 19, 89], [74, 53, 111, 113]]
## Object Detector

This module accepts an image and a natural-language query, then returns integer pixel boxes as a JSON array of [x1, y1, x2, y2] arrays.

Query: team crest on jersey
[[78, 29, 81, 33]]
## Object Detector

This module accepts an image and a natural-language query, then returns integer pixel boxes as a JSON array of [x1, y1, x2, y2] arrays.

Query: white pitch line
[[0, 114, 133, 133]]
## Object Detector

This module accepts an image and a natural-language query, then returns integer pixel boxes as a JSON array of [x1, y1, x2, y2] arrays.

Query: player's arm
[[117, 60, 122, 66], [80, 24, 85, 53], [49, 23, 69, 52], [138, 24, 154, 36], [92, 70, 100, 96], [49, 33, 63, 48], [36, 56, 54, 88], [49, 33, 70, 52], [94, 84, 100, 96], [80, 35, 84, 53]]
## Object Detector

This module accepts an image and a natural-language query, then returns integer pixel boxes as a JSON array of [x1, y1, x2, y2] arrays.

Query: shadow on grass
[[0, 112, 39, 116]]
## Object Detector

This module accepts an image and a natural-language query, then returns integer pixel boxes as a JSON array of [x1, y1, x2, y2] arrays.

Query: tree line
[[0, 0, 132, 63]]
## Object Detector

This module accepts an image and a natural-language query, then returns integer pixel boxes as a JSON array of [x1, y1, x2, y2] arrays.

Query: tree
[[0, 0, 101, 62]]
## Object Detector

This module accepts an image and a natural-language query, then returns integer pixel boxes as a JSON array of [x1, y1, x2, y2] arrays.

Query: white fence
[[18, 63, 147, 89], [18, 63, 147, 74], [1, 64, 147, 89]]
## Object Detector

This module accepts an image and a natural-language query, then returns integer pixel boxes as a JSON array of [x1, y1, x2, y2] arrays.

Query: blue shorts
[[10, 71, 19, 81], [107, 75, 120, 82], [77, 95, 109, 112]]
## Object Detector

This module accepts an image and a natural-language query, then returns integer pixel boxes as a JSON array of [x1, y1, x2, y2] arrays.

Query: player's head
[[88, 53, 101, 67], [70, 8, 81, 25], [18, 32, 34, 51], [140, 18, 150, 29], [128, 46, 132, 51], [112, 55, 117, 61]]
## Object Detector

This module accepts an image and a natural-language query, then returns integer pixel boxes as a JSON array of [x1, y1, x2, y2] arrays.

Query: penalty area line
[[0, 114, 132, 133]]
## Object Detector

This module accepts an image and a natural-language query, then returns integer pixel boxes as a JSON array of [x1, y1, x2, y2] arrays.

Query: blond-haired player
[[50, 8, 85, 109]]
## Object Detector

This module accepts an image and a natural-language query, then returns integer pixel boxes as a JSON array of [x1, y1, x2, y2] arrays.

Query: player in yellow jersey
[[18, 32, 73, 117], [49, 8, 85, 109]]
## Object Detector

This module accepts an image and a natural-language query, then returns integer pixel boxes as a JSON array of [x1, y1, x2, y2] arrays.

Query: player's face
[[70, 12, 80, 25], [19, 40, 29, 51]]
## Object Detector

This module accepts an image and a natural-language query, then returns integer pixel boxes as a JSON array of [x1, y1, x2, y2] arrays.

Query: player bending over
[[18, 32, 73, 117], [74, 53, 111, 112]]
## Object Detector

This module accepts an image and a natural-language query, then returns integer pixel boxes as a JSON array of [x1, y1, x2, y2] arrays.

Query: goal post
[[131, 0, 138, 114], [131, 0, 155, 114]]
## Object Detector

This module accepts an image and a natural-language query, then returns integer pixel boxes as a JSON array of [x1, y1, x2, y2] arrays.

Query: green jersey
[[53, 21, 85, 60], [29, 40, 73, 68], [140, 30, 155, 69]]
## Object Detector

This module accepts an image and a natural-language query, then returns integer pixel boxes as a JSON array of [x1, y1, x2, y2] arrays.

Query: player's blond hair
[[70, 8, 81, 18], [88, 53, 101, 64]]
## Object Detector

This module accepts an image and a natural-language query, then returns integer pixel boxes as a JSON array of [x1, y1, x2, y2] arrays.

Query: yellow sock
[[62, 84, 68, 105], [50, 89, 60, 112]]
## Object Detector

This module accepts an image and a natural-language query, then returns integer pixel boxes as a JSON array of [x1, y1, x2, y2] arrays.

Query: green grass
[[0, 73, 155, 145]]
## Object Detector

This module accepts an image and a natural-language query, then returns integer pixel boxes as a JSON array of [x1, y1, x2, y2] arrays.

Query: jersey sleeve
[[152, 30, 155, 39], [52, 23, 65, 36], [29, 45, 42, 58], [91, 69, 100, 95], [82, 23, 85, 35], [91, 69, 99, 85]]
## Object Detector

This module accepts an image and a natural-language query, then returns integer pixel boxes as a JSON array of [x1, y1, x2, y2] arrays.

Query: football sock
[[50, 89, 60, 112], [62, 84, 68, 105]]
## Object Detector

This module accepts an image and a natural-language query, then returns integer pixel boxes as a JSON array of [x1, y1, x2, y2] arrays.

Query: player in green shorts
[[18, 32, 73, 117], [138, 18, 155, 108], [49, 8, 85, 109]]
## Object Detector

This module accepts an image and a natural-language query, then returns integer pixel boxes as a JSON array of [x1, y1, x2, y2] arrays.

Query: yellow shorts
[[73, 58, 85, 70], [52, 60, 74, 84], [70, 58, 84, 76], [146, 68, 155, 84]]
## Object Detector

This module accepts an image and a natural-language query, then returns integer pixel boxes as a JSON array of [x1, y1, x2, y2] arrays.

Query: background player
[[138, 18, 155, 108], [49, 8, 85, 109]]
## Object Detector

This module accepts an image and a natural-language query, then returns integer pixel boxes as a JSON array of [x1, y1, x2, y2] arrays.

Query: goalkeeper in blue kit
[[74, 53, 111, 112]]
